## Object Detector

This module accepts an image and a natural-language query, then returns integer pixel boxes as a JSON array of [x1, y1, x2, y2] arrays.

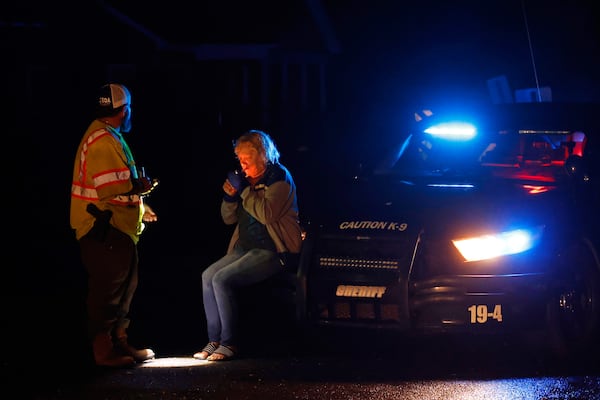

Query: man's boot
[[92, 333, 135, 368], [113, 327, 155, 362]]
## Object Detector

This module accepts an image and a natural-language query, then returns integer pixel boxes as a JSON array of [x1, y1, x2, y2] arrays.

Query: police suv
[[295, 102, 600, 359]]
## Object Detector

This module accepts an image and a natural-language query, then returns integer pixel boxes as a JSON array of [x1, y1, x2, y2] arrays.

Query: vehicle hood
[[307, 174, 565, 238]]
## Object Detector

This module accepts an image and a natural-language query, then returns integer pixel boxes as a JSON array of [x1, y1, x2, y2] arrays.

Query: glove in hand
[[227, 170, 248, 193]]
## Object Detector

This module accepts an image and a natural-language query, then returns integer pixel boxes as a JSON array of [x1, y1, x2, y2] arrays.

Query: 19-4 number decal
[[468, 304, 503, 323]]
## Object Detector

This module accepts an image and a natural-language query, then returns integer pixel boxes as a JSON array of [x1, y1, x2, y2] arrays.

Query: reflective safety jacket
[[70, 120, 146, 244]]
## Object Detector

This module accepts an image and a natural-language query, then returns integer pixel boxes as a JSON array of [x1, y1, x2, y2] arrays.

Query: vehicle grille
[[306, 232, 417, 326], [319, 256, 399, 270], [313, 234, 414, 272], [319, 301, 404, 323]]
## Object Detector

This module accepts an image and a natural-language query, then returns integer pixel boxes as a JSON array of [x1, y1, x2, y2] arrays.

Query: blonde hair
[[234, 130, 280, 164]]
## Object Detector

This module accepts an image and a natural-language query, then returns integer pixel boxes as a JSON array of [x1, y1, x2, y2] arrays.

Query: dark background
[[3, 0, 600, 372]]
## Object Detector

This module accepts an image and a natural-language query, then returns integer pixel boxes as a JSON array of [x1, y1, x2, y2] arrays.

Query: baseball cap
[[98, 83, 131, 109]]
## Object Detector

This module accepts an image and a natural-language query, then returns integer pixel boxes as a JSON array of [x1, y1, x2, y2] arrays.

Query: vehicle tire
[[546, 238, 600, 360]]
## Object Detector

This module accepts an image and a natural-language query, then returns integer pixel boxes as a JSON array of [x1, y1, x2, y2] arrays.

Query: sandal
[[193, 342, 220, 360], [207, 345, 236, 361]]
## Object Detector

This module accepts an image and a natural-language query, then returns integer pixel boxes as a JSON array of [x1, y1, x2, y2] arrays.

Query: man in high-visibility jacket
[[70, 83, 158, 368]]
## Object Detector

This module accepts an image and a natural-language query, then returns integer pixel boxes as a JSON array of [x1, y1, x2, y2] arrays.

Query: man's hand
[[143, 204, 158, 222], [139, 177, 159, 196]]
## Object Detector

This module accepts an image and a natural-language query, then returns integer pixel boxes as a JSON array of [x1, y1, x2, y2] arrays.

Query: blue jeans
[[202, 247, 281, 346]]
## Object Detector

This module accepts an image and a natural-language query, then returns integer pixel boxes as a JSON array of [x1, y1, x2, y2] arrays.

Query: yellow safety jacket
[[70, 120, 146, 244]]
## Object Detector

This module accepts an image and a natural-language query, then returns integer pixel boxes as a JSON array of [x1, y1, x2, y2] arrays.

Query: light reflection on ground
[[139, 357, 210, 368]]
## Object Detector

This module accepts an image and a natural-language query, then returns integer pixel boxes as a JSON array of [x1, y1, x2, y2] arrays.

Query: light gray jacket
[[221, 163, 303, 255]]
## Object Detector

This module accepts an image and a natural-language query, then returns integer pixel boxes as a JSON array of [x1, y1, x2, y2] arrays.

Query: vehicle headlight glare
[[424, 122, 476, 141], [452, 229, 538, 262]]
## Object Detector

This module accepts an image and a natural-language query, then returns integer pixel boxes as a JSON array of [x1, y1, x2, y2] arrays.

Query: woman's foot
[[193, 342, 220, 360], [207, 345, 237, 361]]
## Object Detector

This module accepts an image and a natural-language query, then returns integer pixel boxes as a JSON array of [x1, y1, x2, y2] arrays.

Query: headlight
[[424, 122, 476, 141], [452, 227, 543, 262]]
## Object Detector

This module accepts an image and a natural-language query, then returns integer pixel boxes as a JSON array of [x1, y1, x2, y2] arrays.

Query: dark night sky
[[5, 0, 599, 247], [3, 0, 598, 261]]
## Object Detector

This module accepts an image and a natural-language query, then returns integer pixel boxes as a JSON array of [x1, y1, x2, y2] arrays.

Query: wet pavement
[[10, 328, 600, 400], [6, 247, 600, 399]]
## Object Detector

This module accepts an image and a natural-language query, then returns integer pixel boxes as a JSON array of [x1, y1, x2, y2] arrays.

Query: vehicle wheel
[[546, 238, 600, 360]]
